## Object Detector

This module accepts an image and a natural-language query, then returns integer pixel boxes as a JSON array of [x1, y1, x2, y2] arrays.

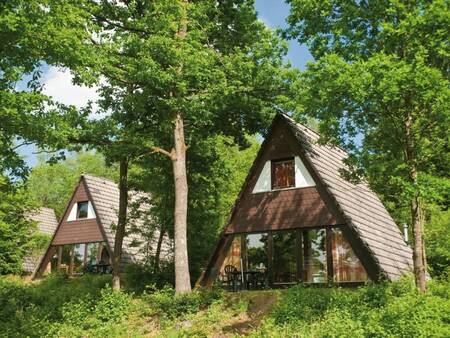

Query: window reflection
[[53, 242, 108, 275], [246, 233, 268, 272], [86, 242, 100, 265], [220, 235, 242, 275], [77, 201, 89, 219], [273, 231, 297, 284], [74, 244, 86, 273], [332, 228, 368, 282], [303, 229, 327, 283]]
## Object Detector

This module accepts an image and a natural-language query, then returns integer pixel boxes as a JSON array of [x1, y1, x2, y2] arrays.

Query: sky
[[18, 1, 313, 168]]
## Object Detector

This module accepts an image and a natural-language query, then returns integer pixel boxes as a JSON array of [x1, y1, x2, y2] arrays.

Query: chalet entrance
[[218, 227, 368, 290]]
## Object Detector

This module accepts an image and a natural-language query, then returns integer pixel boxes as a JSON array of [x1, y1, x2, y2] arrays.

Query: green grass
[[0, 273, 449, 337]]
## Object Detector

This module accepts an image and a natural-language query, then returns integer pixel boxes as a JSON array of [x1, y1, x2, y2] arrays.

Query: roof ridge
[[278, 113, 349, 155], [40, 207, 56, 212], [81, 173, 117, 184]]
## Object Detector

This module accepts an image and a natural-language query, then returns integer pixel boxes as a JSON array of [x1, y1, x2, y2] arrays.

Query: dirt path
[[216, 291, 280, 337]]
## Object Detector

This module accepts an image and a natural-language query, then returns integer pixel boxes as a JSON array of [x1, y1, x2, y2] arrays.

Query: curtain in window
[[220, 236, 241, 275], [332, 229, 368, 282], [272, 159, 295, 189]]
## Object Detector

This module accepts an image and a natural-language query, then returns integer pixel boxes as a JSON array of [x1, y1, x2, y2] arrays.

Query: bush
[[52, 287, 133, 337], [0, 273, 112, 337], [123, 262, 174, 294], [259, 276, 450, 338], [144, 284, 223, 320]]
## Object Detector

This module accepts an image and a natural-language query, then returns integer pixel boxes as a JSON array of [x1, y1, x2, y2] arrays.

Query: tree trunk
[[405, 112, 427, 293], [112, 158, 129, 291], [410, 175, 427, 292], [172, 112, 191, 294], [153, 225, 166, 273]]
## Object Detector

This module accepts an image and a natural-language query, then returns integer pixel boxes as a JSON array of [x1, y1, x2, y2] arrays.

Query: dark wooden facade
[[52, 181, 103, 245], [197, 115, 386, 288], [227, 119, 343, 233]]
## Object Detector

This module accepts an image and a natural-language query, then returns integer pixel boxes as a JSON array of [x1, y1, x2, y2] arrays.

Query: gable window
[[271, 158, 295, 190], [77, 201, 89, 219]]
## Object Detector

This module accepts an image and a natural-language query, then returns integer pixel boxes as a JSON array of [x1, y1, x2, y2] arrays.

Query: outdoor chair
[[224, 265, 241, 292]]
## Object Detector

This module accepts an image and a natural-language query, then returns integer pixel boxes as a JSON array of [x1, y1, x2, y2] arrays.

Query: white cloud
[[42, 67, 99, 109]]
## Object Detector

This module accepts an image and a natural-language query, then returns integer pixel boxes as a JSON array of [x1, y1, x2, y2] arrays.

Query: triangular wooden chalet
[[198, 113, 413, 288], [33, 174, 171, 279]]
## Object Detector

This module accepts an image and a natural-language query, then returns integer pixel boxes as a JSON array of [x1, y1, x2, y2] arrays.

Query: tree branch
[[149, 146, 176, 160]]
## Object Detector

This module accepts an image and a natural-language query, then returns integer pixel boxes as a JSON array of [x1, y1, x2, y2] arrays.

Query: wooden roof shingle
[[281, 114, 413, 280], [82, 174, 172, 266], [23, 207, 58, 273]]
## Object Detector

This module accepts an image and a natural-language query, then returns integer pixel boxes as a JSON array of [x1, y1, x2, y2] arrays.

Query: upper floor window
[[77, 201, 89, 219], [271, 158, 295, 190]]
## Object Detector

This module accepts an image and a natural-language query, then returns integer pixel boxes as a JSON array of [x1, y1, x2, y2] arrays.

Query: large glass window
[[77, 202, 89, 219], [73, 244, 86, 273], [273, 231, 297, 284], [86, 242, 101, 265], [332, 228, 368, 282], [246, 233, 268, 272], [271, 158, 295, 189], [303, 229, 327, 283], [220, 235, 242, 275]]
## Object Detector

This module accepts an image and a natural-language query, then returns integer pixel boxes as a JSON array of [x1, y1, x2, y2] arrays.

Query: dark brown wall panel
[[52, 180, 104, 245], [53, 219, 103, 245], [226, 121, 343, 234]]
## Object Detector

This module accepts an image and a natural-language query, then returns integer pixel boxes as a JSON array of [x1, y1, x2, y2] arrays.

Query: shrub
[[123, 261, 174, 294], [270, 284, 358, 324], [261, 276, 450, 338], [52, 286, 133, 337], [145, 284, 223, 320], [0, 273, 112, 337]]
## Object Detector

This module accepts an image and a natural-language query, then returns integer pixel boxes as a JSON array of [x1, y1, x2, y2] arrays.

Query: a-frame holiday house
[[197, 113, 413, 289], [33, 174, 171, 279]]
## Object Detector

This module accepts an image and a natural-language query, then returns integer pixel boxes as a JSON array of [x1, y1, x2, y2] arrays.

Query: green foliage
[[251, 277, 450, 338], [132, 134, 259, 283], [123, 262, 174, 294], [27, 151, 118, 218], [52, 287, 132, 337], [144, 285, 223, 320], [426, 207, 450, 277], [0, 273, 112, 337], [1, 1, 87, 179], [286, 1, 449, 285], [0, 176, 38, 274], [2, 274, 450, 337]]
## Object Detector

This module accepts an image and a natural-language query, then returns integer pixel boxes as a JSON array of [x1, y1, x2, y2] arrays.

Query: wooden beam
[[296, 229, 303, 282], [326, 227, 334, 284], [241, 234, 247, 288], [303, 230, 311, 282], [57, 246, 62, 270], [69, 246, 75, 275], [83, 244, 88, 267], [267, 232, 274, 287]]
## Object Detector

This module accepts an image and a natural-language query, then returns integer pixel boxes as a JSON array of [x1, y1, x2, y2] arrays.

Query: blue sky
[[255, 0, 312, 69], [19, 1, 313, 168]]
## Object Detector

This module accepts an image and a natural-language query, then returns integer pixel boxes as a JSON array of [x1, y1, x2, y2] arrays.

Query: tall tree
[[132, 134, 259, 283], [57, 0, 293, 293], [286, 0, 449, 292]]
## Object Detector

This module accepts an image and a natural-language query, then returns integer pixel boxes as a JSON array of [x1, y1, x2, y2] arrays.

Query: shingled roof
[[280, 113, 413, 280], [23, 208, 58, 273], [198, 113, 413, 286], [82, 174, 172, 265]]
